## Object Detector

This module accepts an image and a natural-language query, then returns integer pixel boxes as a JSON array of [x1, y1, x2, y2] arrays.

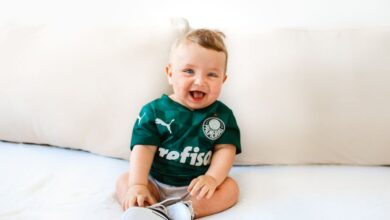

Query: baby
[[116, 29, 241, 220]]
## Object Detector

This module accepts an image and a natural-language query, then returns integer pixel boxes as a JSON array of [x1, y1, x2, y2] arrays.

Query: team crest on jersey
[[202, 117, 225, 140]]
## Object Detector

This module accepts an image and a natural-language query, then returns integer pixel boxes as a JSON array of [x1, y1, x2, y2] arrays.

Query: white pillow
[[2, 23, 390, 165], [221, 28, 390, 165], [0, 19, 188, 159]]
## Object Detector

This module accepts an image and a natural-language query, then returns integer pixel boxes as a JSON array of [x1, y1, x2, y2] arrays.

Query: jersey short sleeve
[[130, 104, 160, 150], [215, 110, 242, 154]]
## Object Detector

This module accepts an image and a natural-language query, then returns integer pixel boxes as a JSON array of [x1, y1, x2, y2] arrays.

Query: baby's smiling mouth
[[190, 91, 206, 101]]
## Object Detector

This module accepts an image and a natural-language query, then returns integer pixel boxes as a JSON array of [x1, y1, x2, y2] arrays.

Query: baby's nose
[[194, 75, 206, 86]]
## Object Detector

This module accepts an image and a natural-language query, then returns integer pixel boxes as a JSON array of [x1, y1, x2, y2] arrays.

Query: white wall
[[1, 0, 390, 28]]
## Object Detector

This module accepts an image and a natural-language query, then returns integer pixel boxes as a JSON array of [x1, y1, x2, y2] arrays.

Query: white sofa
[[1, 19, 390, 220]]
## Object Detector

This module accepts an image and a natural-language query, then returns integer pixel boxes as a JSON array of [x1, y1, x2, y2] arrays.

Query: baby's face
[[166, 41, 227, 110]]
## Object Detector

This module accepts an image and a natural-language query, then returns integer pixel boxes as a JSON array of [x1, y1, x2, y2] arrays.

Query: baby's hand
[[188, 175, 218, 200], [121, 184, 157, 210]]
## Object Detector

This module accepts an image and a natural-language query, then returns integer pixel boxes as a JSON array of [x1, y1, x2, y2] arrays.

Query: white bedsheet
[[1, 141, 390, 220]]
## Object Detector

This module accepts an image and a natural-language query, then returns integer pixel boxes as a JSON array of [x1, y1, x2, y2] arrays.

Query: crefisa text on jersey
[[157, 146, 212, 166]]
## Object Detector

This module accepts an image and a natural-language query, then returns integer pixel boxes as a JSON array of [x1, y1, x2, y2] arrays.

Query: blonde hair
[[170, 29, 228, 72]]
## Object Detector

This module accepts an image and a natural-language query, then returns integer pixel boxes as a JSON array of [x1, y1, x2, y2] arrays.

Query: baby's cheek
[[210, 88, 223, 97]]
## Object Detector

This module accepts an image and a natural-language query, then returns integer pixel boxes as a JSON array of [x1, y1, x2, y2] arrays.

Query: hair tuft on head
[[169, 28, 228, 72]]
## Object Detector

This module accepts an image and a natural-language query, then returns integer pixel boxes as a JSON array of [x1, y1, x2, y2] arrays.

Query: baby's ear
[[223, 74, 228, 83], [165, 64, 173, 84]]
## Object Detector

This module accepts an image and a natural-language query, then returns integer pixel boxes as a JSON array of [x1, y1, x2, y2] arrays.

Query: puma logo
[[155, 118, 175, 134], [137, 113, 146, 126]]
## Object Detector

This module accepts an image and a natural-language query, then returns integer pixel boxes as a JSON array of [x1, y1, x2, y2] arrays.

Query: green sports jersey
[[131, 94, 241, 186]]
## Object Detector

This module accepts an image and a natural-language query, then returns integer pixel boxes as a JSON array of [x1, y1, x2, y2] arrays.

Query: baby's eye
[[183, 69, 194, 74], [208, 72, 219, 77]]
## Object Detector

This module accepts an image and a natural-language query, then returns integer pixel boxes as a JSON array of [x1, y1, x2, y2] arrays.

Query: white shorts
[[149, 176, 190, 202]]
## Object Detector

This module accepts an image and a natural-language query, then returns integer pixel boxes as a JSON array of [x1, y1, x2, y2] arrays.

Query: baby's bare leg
[[115, 171, 160, 207], [190, 177, 239, 218]]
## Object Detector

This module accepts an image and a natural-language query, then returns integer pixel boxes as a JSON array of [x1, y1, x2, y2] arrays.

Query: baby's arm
[[122, 145, 157, 209], [188, 144, 236, 200]]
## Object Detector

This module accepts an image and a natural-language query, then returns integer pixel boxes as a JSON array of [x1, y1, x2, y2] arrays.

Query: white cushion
[[1, 142, 390, 220], [0, 19, 188, 159], [222, 28, 390, 165], [1, 24, 390, 165]]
